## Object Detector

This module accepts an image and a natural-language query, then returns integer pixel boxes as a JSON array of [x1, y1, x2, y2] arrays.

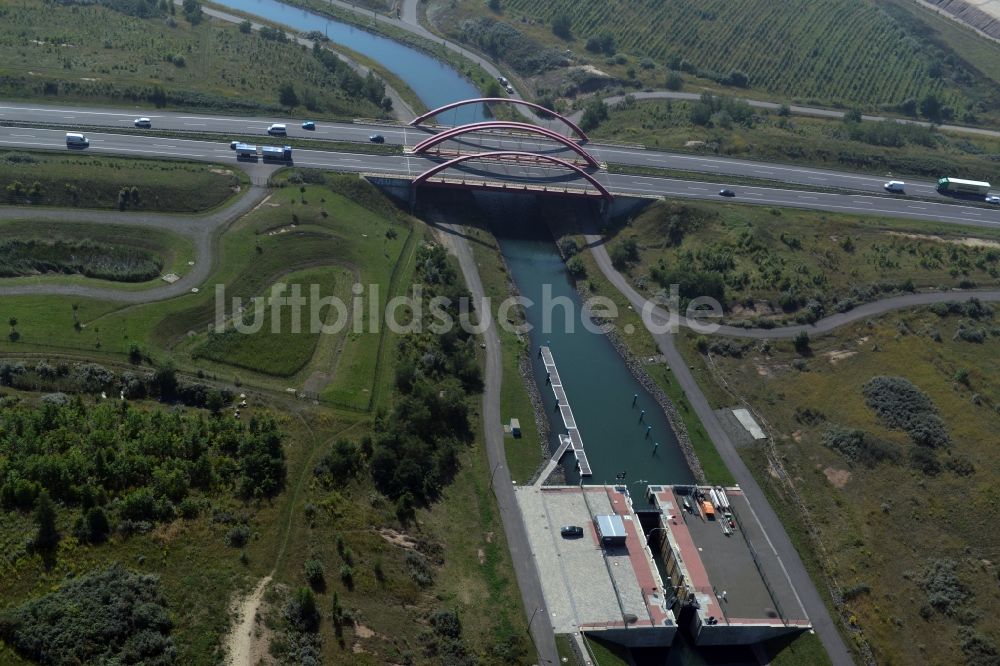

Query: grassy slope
[[0, 151, 245, 212], [592, 99, 1000, 182], [694, 308, 1000, 665], [604, 199, 1000, 324], [0, 1, 383, 118], [432, 0, 1000, 119], [466, 224, 545, 484]]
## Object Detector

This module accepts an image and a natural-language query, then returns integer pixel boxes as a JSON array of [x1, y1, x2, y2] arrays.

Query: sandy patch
[[210, 168, 234, 176], [823, 467, 851, 488], [755, 364, 770, 377], [824, 349, 857, 364], [250, 195, 273, 212], [377, 527, 418, 550], [889, 231, 1000, 249], [477, 547, 485, 565], [792, 430, 802, 443], [355, 624, 375, 638], [224, 575, 273, 666], [266, 224, 297, 236], [485, 531, 493, 544], [685, 140, 706, 148]]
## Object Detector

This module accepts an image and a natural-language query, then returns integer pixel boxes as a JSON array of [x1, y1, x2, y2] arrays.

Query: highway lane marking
[[808, 177, 826, 181], [11, 134, 35, 138], [184, 123, 206, 127], [753, 170, 774, 175], [0, 139, 60, 148], [799, 196, 818, 200], [908, 205, 928, 210]]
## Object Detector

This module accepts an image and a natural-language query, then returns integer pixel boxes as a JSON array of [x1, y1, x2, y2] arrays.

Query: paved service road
[[6, 102, 999, 201], [435, 218, 560, 665]]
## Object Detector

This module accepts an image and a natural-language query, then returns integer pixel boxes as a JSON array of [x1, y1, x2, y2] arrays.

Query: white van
[[65, 132, 89, 148], [267, 124, 287, 136], [884, 180, 905, 193]]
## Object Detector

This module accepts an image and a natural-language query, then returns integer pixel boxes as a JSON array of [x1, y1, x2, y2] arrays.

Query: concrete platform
[[515, 485, 676, 648]]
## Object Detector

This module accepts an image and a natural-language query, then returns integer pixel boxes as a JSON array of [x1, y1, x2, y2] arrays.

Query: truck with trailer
[[261, 145, 293, 162], [233, 143, 292, 162], [937, 177, 991, 196]]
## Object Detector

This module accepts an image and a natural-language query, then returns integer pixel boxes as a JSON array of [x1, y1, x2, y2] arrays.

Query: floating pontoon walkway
[[540, 346, 592, 476]]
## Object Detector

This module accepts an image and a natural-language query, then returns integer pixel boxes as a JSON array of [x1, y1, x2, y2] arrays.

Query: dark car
[[719, 188, 736, 197], [301, 120, 316, 130], [560, 525, 584, 538], [369, 134, 385, 144]]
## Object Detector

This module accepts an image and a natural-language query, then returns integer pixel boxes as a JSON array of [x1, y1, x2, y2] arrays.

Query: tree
[[665, 70, 683, 91], [33, 491, 59, 551], [920, 94, 942, 123], [580, 98, 609, 131], [726, 70, 749, 88], [278, 83, 299, 109], [552, 13, 572, 40], [239, 19, 252, 34], [182, 0, 202, 24], [487, 0, 501, 11], [128, 343, 143, 365], [84, 506, 110, 543], [206, 390, 225, 416], [151, 363, 178, 401]]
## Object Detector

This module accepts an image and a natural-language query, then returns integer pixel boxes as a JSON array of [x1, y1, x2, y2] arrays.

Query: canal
[[482, 194, 695, 485], [210, 1, 753, 661], [212, 0, 485, 123]]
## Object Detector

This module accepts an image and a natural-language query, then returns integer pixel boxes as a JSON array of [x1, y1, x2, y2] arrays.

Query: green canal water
[[482, 195, 695, 486]]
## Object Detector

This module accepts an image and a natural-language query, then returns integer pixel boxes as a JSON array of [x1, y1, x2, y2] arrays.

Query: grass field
[[0, 151, 244, 212], [592, 97, 1000, 182], [192, 266, 346, 376], [692, 305, 1000, 665], [429, 0, 1000, 123], [601, 198, 1000, 326], [0, 0, 386, 118]]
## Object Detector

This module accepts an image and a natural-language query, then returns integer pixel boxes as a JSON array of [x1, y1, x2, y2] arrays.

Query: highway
[[3, 102, 997, 201], [3, 124, 1000, 231]]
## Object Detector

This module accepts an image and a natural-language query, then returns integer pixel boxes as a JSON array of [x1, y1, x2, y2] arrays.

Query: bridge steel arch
[[410, 98, 589, 142], [412, 121, 602, 169], [412, 151, 613, 201]]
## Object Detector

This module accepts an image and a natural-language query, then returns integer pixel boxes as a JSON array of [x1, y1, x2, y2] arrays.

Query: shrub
[[304, 558, 325, 590], [405, 550, 434, 587], [793, 331, 810, 354], [225, 525, 250, 548], [919, 559, 968, 615]]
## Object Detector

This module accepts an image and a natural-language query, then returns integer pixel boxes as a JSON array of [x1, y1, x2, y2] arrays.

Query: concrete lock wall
[[587, 625, 677, 648], [691, 618, 807, 646]]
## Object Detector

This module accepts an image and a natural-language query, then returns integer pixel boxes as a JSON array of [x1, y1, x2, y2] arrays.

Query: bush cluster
[[0, 238, 161, 282], [459, 18, 563, 75], [0, 564, 175, 664], [862, 376, 950, 449], [0, 399, 285, 530], [369, 244, 480, 506], [822, 425, 901, 467]]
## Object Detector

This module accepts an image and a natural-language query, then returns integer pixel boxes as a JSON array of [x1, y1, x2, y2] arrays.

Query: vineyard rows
[[495, 0, 982, 108]]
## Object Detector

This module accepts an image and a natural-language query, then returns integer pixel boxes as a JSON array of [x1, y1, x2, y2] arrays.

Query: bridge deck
[[541, 346, 592, 476]]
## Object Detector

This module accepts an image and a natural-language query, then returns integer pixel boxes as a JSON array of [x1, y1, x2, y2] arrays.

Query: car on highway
[[267, 123, 287, 136], [133, 117, 152, 128], [505, 85, 514, 94], [986, 195, 1000, 205], [719, 188, 736, 197], [229, 141, 239, 150], [369, 134, 385, 144], [65, 132, 89, 148], [301, 120, 315, 130], [560, 526, 584, 538], [884, 180, 905, 193]]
